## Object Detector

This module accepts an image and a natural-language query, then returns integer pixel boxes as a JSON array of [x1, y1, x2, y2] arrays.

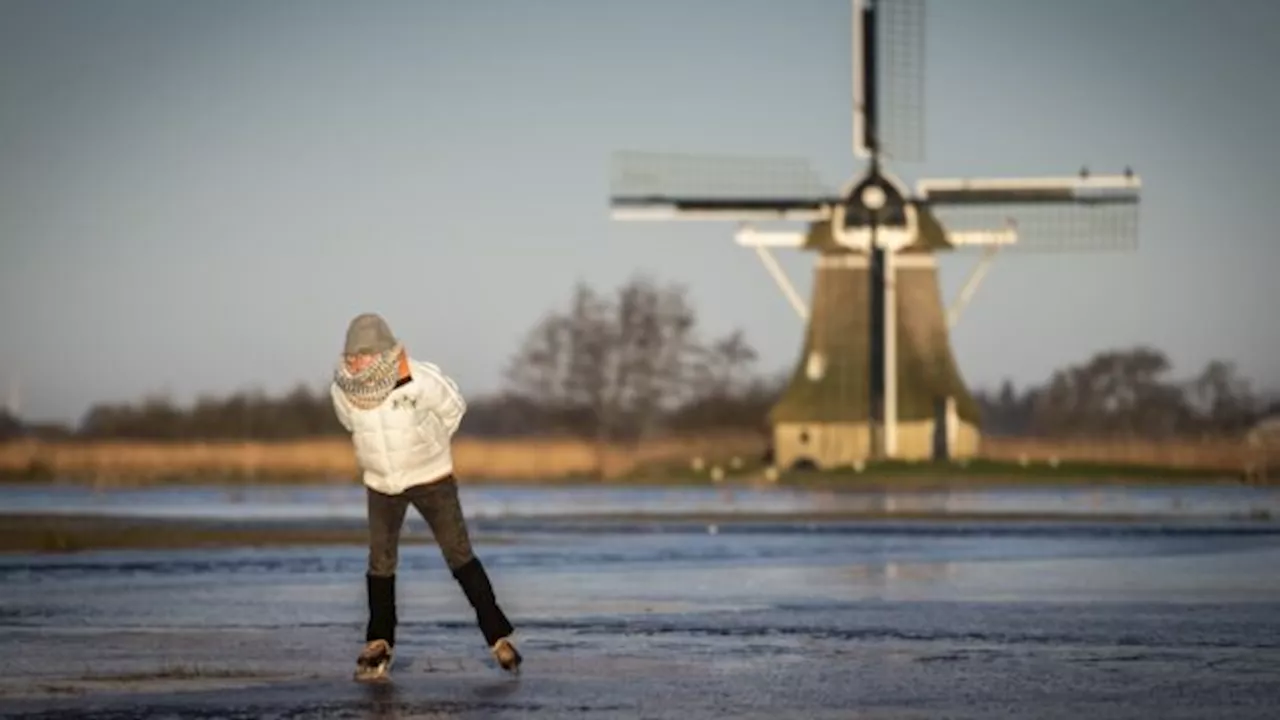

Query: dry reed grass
[[0, 433, 1256, 485], [0, 433, 768, 485], [979, 436, 1248, 472]]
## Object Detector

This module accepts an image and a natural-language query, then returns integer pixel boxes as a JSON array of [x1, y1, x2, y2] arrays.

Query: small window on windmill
[[806, 352, 826, 381], [799, 429, 811, 445]]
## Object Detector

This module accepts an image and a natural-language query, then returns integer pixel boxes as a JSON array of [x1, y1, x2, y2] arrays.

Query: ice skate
[[354, 639, 394, 682], [491, 636, 522, 674]]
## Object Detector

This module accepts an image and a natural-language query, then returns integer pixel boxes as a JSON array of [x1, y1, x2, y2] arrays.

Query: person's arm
[[330, 382, 354, 432], [413, 360, 466, 436]]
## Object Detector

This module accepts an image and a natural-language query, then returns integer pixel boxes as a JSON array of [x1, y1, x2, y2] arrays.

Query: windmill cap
[[343, 313, 397, 355]]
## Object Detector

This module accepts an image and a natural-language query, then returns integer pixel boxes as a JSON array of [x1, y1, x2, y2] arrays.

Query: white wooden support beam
[[611, 206, 829, 222], [733, 226, 810, 320], [753, 246, 809, 321], [948, 246, 1000, 328], [733, 227, 808, 248], [917, 173, 1142, 195], [883, 248, 898, 457], [852, 0, 869, 159], [947, 228, 1017, 246]]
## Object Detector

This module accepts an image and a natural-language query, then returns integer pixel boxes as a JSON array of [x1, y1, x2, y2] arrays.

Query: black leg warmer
[[452, 557, 514, 646], [366, 572, 397, 646]]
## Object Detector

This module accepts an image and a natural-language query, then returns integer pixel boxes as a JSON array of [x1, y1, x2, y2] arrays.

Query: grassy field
[[0, 433, 1265, 487]]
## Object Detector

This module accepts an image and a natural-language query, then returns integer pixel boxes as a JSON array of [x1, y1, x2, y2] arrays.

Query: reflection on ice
[[2, 483, 1278, 522]]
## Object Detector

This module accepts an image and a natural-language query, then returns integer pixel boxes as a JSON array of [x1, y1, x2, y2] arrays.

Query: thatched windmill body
[[609, 0, 1141, 470]]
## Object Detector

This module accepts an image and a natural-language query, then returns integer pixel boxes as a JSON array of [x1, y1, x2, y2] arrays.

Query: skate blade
[[496, 655, 522, 675], [492, 638, 522, 675], [353, 662, 392, 683]]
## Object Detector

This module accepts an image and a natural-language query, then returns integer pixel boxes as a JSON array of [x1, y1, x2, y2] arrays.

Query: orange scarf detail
[[396, 349, 411, 382]]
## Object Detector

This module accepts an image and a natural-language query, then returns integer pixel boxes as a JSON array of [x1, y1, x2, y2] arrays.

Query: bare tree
[[1183, 360, 1257, 436], [502, 276, 706, 470], [1026, 347, 1263, 439], [1031, 347, 1177, 437], [610, 277, 699, 439], [692, 329, 759, 399]]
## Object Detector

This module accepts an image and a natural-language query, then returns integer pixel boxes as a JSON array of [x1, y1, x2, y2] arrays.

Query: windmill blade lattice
[[609, 150, 837, 203], [873, 0, 926, 162], [925, 201, 1139, 252], [919, 175, 1142, 252]]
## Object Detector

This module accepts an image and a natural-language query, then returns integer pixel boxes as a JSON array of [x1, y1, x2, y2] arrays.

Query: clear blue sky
[[2, 0, 1277, 424]]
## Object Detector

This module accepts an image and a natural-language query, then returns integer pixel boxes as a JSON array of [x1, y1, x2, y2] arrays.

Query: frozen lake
[[2, 482, 1279, 718]]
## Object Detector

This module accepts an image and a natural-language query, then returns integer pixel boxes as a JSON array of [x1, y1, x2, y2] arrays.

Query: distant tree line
[[975, 349, 1276, 439], [1, 276, 1275, 444]]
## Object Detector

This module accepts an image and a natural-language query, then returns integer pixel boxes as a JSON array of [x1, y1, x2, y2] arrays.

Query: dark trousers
[[364, 475, 513, 648]]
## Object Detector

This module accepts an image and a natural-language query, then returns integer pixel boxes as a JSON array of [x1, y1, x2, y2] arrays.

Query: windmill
[[607, 0, 1140, 470]]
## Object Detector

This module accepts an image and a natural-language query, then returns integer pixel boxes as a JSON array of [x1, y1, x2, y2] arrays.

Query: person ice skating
[[330, 312, 521, 680]]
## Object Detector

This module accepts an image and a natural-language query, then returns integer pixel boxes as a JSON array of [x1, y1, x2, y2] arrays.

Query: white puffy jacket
[[330, 359, 467, 495]]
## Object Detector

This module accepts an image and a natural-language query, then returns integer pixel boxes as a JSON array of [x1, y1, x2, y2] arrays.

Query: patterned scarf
[[333, 343, 406, 410]]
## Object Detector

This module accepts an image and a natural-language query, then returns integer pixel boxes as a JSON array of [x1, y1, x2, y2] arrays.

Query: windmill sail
[[917, 173, 1141, 251], [854, 0, 926, 162], [926, 202, 1139, 252], [609, 150, 839, 219]]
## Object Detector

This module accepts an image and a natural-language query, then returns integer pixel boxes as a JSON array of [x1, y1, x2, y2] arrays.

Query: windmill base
[[772, 419, 980, 472]]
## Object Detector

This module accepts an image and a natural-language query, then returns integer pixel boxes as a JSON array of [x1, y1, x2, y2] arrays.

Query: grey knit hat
[[343, 313, 397, 355]]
